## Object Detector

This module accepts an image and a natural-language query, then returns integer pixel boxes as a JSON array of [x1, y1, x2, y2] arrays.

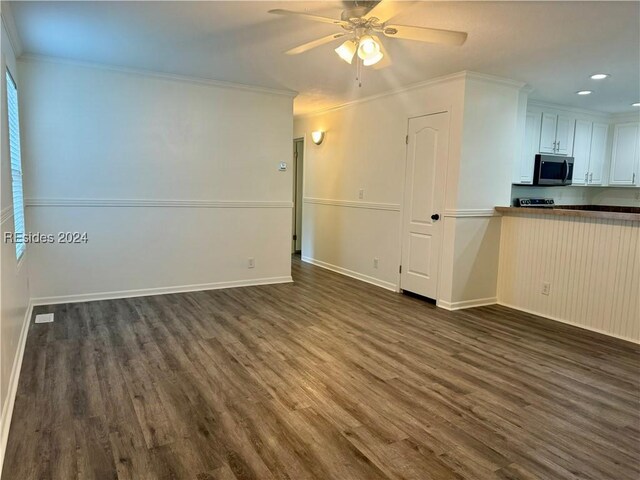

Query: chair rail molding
[[303, 197, 401, 212], [25, 199, 294, 209], [443, 208, 500, 218]]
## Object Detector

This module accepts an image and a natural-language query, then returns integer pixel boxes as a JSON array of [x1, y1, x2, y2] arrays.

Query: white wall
[[444, 77, 524, 306], [294, 74, 467, 292], [0, 12, 31, 471], [294, 72, 525, 307], [498, 212, 639, 343], [19, 57, 295, 302]]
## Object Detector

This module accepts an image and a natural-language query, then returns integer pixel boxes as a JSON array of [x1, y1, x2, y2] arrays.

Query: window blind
[[6, 70, 26, 261]]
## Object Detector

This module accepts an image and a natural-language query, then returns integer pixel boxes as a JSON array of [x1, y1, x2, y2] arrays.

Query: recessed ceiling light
[[590, 73, 609, 80], [576, 90, 593, 95], [633, 102, 640, 107]]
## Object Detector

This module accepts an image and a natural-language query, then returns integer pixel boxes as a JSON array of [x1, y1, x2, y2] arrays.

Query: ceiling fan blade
[[383, 24, 467, 46], [268, 9, 348, 26], [364, 0, 414, 24], [285, 33, 347, 55]]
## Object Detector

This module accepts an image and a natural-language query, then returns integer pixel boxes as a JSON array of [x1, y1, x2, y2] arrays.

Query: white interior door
[[400, 112, 449, 299]]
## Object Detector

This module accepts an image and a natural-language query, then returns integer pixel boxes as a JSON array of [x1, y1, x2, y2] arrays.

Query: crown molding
[[610, 111, 640, 123], [295, 70, 527, 119], [295, 71, 467, 119], [464, 71, 528, 90], [1, 3, 23, 57], [527, 99, 612, 119], [25, 198, 293, 209], [18, 54, 298, 98]]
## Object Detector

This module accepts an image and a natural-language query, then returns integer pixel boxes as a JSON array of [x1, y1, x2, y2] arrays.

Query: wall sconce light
[[311, 131, 325, 145]]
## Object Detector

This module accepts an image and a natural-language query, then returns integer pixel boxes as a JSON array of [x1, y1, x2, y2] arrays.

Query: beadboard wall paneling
[[498, 213, 639, 343]]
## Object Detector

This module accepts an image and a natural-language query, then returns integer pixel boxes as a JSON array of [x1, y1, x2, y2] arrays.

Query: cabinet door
[[610, 123, 640, 185], [518, 113, 540, 184], [588, 123, 608, 185], [539, 113, 557, 153], [555, 115, 575, 155], [572, 120, 592, 185]]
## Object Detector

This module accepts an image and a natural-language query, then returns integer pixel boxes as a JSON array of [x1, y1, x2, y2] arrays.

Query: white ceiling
[[7, 1, 640, 116]]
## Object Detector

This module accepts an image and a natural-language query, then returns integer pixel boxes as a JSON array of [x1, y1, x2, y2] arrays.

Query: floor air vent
[[35, 313, 54, 324]]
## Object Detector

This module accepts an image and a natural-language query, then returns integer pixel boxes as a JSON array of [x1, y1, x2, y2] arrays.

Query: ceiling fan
[[269, 0, 467, 75]]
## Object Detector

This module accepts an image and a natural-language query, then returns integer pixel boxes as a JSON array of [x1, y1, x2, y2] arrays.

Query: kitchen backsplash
[[511, 185, 640, 206]]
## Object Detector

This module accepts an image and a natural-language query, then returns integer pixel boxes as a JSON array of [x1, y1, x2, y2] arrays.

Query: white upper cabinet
[[539, 113, 557, 154], [572, 120, 592, 185], [555, 115, 575, 156], [572, 120, 609, 186], [539, 112, 574, 155], [610, 122, 640, 185], [588, 123, 609, 185], [516, 103, 636, 187], [516, 112, 541, 184]]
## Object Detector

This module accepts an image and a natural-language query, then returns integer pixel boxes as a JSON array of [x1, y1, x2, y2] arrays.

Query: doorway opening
[[292, 138, 304, 254]]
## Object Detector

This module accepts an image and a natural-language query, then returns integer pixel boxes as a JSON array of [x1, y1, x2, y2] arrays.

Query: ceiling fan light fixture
[[335, 40, 357, 64], [363, 51, 384, 66], [357, 35, 381, 60]]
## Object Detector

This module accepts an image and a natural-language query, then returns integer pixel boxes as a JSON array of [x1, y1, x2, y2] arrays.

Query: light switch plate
[[35, 313, 54, 324]]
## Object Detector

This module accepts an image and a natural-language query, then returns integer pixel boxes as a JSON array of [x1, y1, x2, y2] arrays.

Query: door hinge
[[405, 135, 409, 145], [399, 265, 402, 273], [294, 151, 298, 159], [293, 234, 297, 240]]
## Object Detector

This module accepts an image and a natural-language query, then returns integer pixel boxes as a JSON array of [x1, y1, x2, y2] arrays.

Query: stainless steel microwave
[[533, 154, 574, 186]]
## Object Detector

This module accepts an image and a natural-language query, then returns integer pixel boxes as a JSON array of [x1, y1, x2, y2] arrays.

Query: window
[[6, 70, 25, 261]]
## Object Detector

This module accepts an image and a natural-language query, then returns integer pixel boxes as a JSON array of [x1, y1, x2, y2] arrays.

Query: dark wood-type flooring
[[3, 257, 639, 479]]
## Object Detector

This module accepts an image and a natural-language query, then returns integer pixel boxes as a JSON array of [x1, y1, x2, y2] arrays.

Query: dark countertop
[[495, 205, 640, 222]]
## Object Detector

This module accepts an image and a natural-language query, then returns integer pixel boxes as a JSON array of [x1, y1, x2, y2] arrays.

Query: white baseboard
[[0, 300, 33, 474], [31, 276, 293, 306], [301, 256, 398, 292], [497, 301, 640, 345], [437, 297, 498, 311]]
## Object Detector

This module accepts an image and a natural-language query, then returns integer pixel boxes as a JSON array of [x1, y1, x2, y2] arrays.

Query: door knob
[[431, 214, 440, 221]]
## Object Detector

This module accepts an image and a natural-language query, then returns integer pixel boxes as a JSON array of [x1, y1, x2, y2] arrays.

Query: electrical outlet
[[358, 189, 364, 199], [542, 282, 551, 295], [373, 257, 379, 269], [248, 257, 255, 269]]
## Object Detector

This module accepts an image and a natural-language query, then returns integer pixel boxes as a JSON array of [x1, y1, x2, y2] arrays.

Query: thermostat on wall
[[278, 162, 287, 171]]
